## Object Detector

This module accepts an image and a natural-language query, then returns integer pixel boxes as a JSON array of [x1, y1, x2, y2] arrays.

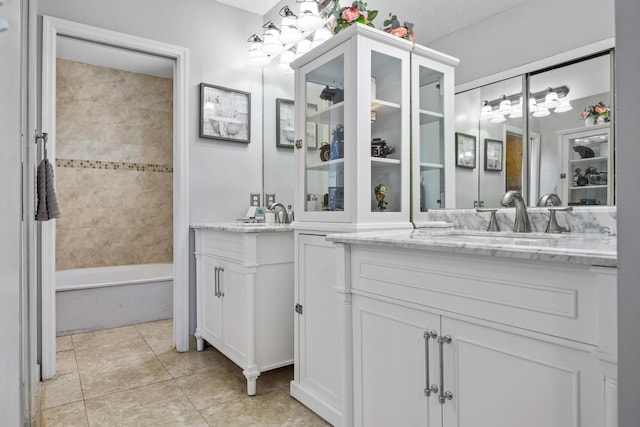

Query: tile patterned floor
[[40, 320, 329, 426]]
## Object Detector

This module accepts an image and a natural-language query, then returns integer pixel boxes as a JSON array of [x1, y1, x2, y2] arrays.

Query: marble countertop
[[191, 223, 292, 233], [327, 229, 617, 267]]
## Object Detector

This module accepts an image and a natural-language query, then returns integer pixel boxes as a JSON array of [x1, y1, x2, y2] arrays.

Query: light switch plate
[[250, 193, 261, 207], [265, 193, 276, 207]]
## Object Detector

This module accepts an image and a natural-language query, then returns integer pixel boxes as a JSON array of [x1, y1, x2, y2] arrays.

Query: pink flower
[[342, 7, 360, 23], [582, 108, 591, 119], [388, 26, 408, 38], [595, 104, 607, 114]]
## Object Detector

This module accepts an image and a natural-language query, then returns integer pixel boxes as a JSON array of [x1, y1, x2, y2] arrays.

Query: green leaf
[[368, 10, 378, 21]]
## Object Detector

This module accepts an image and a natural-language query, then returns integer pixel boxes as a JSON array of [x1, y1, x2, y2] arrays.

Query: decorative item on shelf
[[382, 13, 414, 41], [585, 166, 608, 185], [328, 186, 344, 211], [374, 184, 388, 211], [319, 85, 344, 104], [582, 101, 610, 126], [319, 142, 331, 161], [330, 124, 344, 160], [371, 138, 396, 158], [331, 1, 378, 34], [573, 145, 595, 158]]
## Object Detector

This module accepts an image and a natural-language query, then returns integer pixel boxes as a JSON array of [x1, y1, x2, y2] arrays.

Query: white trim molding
[[40, 16, 190, 378]]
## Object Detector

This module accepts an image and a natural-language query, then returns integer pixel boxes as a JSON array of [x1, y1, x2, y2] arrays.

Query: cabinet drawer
[[350, 246, 610, 344], [198, 230, 244, 261]]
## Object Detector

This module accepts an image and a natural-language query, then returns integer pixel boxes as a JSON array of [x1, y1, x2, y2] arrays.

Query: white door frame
[[40, 16, 190, 379]]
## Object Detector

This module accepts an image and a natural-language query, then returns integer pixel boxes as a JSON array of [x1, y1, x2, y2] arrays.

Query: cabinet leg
[[243, 368, 260, 396], [195, 329, 204, 352]]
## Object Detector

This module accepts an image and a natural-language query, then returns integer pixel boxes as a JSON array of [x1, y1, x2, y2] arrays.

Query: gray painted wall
[[615, 1, 640, 425], [38, 0, 265, 224]]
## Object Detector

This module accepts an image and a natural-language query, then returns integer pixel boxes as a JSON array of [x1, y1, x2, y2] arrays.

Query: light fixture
[[532, 105, 550, 117], [246, 1, 336, 71], [497, 95, 512, 115], [261, 22, 284, 56], [247, 34, 270, 66], [295, 38, 312, 59], [276, 50, 295, 74], [311, 27, 332, 48], [279, 6, 304, 45], [554, 99, 573, 113], [480, 85, 571, 119], [296, 0, 324, 32], [544, 87, 560, 108]]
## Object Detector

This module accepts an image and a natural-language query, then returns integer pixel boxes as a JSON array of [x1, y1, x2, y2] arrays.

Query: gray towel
[[35, 158, 60, 221]]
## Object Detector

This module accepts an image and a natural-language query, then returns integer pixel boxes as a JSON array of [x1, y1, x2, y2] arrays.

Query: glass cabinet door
[[561, 125, 611, 206], [369, 47, 406, 215], [300, 50, 346, 220], [413, 60, 447, 212]]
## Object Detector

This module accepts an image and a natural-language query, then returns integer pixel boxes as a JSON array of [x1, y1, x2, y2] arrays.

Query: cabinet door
[[353, 295, 442, 427], [200, 256, 223, 348], [412, 55, 456, 216], [296, 234, 342, 411], [441, 316, 602, 427], [218, 259, 247, 364], [296, 43, 349, 223]]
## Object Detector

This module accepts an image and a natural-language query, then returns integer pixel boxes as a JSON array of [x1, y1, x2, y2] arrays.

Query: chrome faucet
[[537, 193, 562, 207], [500, 190, 531, 232], [269, 202, 290, 224]]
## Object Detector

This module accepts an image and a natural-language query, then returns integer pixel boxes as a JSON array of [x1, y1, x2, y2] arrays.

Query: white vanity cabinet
[[193, 226, 294, 396], [289, 24, 458, 426], [344, 244, 617, 427]]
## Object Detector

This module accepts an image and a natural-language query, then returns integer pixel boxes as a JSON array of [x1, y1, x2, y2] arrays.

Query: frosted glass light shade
[[544, 91, 560, 108], [554, 99, 573, 113], [490, 114, 506, 123], [532, 106, 550, 117], [248, 43, 270, 66], [280, 16, 304, 45], [296, 1, 323, 32], [277, 50, 295, 73], [295, 39, 312, 59], [498, 98, 511, 115], [262, 28, 283, 55], [311, 27, 332, 48]]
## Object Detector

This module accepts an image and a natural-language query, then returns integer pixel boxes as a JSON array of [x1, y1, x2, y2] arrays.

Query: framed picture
[[455, 132, 476, 169], [484, 139, 503, 171], [200, 83, 250, 143], [276, 98, 295, 148]]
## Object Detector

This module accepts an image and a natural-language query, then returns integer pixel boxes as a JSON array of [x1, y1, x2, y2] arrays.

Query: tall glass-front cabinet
[[289, 24, 457, 427]]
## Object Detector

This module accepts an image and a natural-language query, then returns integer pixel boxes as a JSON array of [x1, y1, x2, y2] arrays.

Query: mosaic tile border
[[56, 158, 173, 173]]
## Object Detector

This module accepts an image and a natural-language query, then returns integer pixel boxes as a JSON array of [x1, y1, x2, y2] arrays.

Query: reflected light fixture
[[276, 50, 295, 74], [262, 22, 284, 56], [480, 85, 572, 119], [295, 38, 312, 59], [247, 34, 270, 66], [296, 0, 324, 32], [279, 6, 304, 45]]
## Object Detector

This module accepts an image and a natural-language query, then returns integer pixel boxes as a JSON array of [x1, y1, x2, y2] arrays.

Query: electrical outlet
[[250, 193, 261, 207], [265, 193, 276, 206]]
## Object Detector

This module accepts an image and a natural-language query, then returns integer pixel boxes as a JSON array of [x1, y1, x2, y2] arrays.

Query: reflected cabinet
[[557, 124, 612, 206], [293, 23, 457, 227]]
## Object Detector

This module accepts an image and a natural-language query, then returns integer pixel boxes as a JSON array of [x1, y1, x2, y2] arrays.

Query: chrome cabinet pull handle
[[218, 267, 224, 297], [424, 330, 439, 397], [438, 335, 454, 404], [214, 266, 219, 297]]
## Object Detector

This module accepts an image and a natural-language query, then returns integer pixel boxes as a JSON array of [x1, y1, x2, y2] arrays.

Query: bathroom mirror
[[453, 51, 614, 209]]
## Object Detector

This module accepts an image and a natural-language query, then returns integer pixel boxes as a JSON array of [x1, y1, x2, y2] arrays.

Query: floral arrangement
[[332, 1, 378, 34], [582, 102, 611, 123], [383, 13, 415, 41]]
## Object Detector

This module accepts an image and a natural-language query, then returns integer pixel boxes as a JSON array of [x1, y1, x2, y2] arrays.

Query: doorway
[[40, 16, 190, 379]]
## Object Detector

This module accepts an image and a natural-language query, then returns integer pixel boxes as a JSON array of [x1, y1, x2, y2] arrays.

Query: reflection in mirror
[[263, 62, 295, 208], [453, 51, 613, 209]]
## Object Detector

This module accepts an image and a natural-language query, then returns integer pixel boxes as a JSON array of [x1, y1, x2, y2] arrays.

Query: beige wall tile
[[55, 59, 173, 270]]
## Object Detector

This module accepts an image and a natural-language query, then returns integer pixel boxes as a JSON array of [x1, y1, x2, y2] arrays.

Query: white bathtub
[[56, 263, 173, 335]]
